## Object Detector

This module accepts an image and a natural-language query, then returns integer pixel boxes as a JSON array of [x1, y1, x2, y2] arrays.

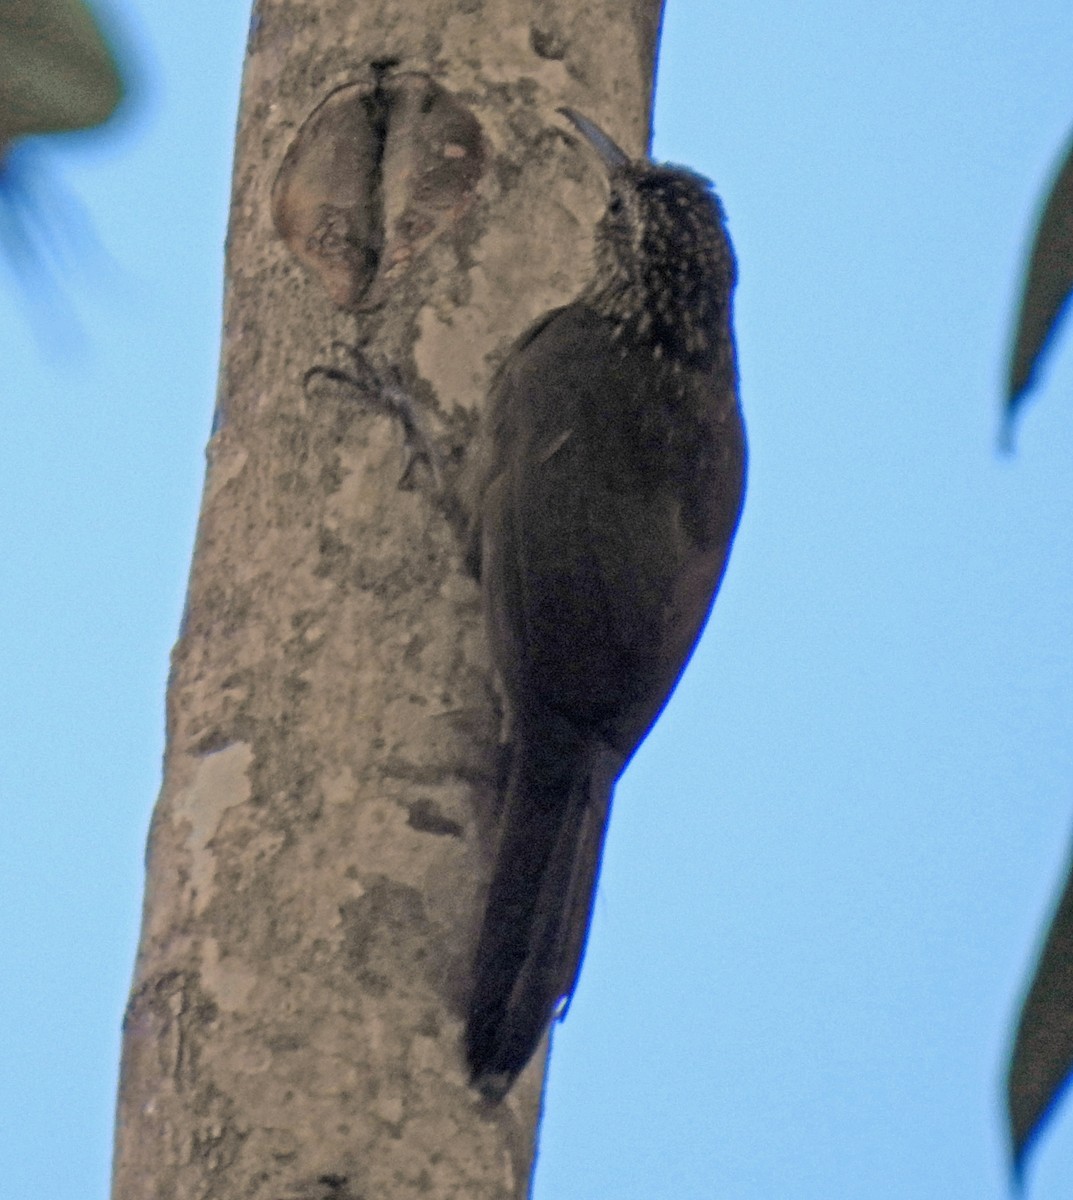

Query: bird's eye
[[607, 192, 624, 216]]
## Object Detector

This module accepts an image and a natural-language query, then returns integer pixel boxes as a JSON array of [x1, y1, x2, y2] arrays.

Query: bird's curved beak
[[558, 107, 628, 172]]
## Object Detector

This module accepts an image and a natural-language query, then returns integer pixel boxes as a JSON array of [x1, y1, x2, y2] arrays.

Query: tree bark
[[111, 2, 663, 1197]]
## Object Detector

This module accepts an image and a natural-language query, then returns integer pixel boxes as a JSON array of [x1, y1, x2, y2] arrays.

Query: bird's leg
[[379, 366, 443, 491], [304, 343, 444, 491]]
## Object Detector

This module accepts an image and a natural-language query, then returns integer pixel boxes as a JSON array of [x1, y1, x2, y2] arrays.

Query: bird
[[463, 108, 747, 1098]]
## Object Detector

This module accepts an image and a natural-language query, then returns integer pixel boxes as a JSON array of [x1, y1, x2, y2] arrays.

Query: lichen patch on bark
[[171, 742, 256, 916]]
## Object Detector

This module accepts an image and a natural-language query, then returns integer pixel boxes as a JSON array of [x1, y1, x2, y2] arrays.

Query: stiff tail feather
[[465, 726, 617, 1098]]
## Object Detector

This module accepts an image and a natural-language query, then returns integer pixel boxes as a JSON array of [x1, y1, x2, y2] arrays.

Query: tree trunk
[[111, 2, 663, 1197]]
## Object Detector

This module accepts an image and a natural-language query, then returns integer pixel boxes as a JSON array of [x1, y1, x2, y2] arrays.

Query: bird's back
[[481, 301, 745, 757]]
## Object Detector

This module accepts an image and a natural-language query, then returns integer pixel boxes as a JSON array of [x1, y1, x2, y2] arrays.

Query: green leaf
[[1005, 130, 1073, 430], [1008, 844, 1073, 1179], [0, 0, 123, 145]]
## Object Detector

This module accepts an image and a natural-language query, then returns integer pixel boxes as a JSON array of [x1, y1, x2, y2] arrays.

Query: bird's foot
[[304, 343, 444, 491]]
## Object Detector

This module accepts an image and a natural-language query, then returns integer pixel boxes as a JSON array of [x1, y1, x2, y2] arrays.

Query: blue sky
[[3, 3, 1073, 1197]]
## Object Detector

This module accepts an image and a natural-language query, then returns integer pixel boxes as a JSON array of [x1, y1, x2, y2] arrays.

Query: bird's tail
[[465, 720, 617, 1098]]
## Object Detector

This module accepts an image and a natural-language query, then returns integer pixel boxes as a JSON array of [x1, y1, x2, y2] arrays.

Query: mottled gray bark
[[111, 2, 663, 1197]]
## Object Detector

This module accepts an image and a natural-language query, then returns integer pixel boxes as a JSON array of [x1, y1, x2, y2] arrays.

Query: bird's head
[[560, 108, 736, 370]]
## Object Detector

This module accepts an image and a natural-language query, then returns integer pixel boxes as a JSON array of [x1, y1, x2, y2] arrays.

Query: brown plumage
[[465, 110, 747, 1098]]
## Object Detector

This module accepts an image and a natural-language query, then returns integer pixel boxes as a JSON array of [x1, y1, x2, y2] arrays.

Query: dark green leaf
[[1005, 130, 1073, 431], [1008, 843, 1073, 1179], [0, 0, 123, 145]]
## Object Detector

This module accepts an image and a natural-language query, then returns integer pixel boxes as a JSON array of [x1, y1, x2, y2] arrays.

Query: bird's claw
[[380, 371, 443, 492], [304, 346, 443, 491]]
